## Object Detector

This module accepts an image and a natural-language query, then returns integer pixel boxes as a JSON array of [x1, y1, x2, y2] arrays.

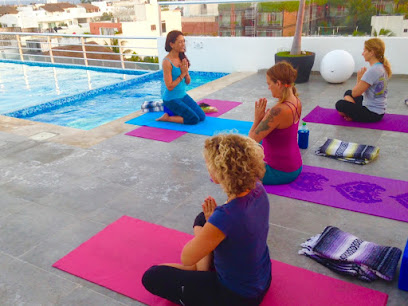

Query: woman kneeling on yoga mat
[[142, 134, 271, 306], [249, 61, 302, 185], [335, 38, 392, 122], [156, 30, 206, 125]]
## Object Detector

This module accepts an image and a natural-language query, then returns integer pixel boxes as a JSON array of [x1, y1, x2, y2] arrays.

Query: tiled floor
[[0, 72, 407, 305]]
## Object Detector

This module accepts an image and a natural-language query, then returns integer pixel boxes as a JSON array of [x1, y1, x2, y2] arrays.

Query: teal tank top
[[162, 58, 187, 101]]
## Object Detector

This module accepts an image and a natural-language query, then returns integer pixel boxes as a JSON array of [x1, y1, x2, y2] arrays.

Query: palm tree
[[346, 0, 375, 33], [394, 0, 408, 11], [290, 0, 306, 55], [373, 28, 396, 37]]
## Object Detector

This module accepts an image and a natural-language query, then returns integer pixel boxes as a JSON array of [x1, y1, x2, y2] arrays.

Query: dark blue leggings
[[164, 94, 206, 125]]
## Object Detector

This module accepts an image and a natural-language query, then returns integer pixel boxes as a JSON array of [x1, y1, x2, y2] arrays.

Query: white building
[[91, 1, 114, 15], [101, 0, 182, 58], [0, 3, 103, 34], [371, 15, 408, 37], [181, 3, 219, 17]]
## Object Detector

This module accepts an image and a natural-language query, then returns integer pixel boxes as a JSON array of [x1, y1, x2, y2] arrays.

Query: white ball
[[320, 50, 355, 84]]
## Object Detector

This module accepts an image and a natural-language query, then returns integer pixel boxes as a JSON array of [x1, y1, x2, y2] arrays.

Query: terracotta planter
[[275, 52, 316, 83]]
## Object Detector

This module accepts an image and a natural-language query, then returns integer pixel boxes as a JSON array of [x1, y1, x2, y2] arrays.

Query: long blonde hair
[[365, 38, 392, 78], [267, 61, 299, 103], [204, 134, 265, 198]]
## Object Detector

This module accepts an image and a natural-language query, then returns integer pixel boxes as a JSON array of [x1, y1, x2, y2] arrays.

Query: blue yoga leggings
[[163, 94, 206, 125], [262, 165, 302, 185]]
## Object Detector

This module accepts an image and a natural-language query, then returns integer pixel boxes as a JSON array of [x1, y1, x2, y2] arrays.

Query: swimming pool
[[0, 61, 146, 114], [1, 61, 228, 130]]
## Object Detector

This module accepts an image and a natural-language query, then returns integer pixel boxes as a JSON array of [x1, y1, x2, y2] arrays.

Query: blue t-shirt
[[361, 63, 388, 115], [208, 182, 271, 298], [162, 58, 187, 101]]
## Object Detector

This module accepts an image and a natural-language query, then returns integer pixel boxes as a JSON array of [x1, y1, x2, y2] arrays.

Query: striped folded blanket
[[315, 138, 379, 165], [141, 101, 163, 113], [299, 226, 402, 282]]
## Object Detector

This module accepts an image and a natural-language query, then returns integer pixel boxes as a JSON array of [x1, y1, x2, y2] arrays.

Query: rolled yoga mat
[[264, 165, 408, 223], [126, 99, 242, 142], [303, 106, 408, 133], [53, 216, 388, 306]]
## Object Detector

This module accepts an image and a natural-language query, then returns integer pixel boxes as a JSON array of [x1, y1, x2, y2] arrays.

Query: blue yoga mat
[[126, 112, 252, 136]]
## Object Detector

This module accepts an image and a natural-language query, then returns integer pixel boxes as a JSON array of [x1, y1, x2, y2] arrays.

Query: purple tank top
[[263, 100, 302, 172]]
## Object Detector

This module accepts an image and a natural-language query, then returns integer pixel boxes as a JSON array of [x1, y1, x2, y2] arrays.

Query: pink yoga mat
[[53, 216, 388, 306], [303, 106, 408, 133], [265, 165, 408, 222], [125, 99, 242, 142]]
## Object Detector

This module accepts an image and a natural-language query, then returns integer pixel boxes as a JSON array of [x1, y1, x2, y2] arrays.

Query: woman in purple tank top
[[249, 62, 303, 185]]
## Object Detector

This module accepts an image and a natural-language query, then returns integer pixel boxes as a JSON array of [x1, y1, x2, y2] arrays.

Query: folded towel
[[141, 101, 163, 113], [199, 102, 218, 114], [299, 226, 402, 282], [315, 138, 379, 165]]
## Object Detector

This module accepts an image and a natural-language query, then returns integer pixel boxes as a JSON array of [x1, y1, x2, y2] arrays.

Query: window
[[151, 24, 156, 31], [404, 29, 408, 33], [161, 21, 166, 33], [101, 27, 115, 35], [201, 4, 207, 15]]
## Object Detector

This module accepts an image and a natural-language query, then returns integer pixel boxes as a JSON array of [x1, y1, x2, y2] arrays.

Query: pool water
[[0, 62, 146, 114], [28, 77, 163, 130], [2, 62, 228, 130]]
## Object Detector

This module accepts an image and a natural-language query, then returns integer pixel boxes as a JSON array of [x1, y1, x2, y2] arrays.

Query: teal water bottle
[[298, 122, 309, 149]]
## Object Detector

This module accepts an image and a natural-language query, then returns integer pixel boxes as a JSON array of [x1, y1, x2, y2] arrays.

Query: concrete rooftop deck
[[0, 71, 408, 305]]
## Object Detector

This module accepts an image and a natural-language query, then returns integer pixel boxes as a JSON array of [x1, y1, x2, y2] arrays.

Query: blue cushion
[[398, 239, 408, 291]]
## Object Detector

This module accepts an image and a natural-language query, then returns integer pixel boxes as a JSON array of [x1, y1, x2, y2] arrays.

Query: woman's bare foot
[[338, 111, 352, 121], [156, 113, 169, 122]]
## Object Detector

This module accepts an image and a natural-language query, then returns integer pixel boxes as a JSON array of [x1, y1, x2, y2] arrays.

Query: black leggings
[[142, 266, 270, 306], [142, 213, 271, 306], [335, 90, 384, 123]]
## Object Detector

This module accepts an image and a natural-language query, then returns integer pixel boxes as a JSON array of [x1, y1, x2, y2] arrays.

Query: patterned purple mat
[[264, 165, 408, 223], [303, 106, 408, 133]]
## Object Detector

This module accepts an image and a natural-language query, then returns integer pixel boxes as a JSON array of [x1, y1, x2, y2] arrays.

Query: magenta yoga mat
[[303, 106, 408, 133], [264, 165, 408, 222], [53, 216, 388, 306], [125, 99, 242, 142]]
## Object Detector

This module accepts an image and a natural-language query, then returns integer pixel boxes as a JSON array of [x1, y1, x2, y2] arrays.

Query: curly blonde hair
[[204, 134, 266, 197]]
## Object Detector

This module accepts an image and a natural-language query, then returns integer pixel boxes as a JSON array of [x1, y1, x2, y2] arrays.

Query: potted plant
[[275, 0, 315, 83]]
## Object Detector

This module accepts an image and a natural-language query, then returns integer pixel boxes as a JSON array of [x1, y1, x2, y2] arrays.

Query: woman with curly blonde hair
[[143, 134, 271, 306]]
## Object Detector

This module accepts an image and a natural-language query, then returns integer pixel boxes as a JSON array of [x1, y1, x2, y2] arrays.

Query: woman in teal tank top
[[156, 30, 205, 125]]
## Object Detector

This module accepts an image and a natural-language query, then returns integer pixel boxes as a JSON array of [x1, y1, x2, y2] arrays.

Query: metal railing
[[0, 32, 160, 71]]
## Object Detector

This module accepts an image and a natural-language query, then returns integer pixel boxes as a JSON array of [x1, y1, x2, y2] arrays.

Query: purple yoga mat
[[126, 126, 186, 142], [126, 99, 242, 142], [264, 165, 408, 223], [303, 106, 408, 133]]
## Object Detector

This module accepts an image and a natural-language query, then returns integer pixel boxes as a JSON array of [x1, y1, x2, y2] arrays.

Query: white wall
[[158, 36, 408, 75], [371, 15, 407, 37]]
